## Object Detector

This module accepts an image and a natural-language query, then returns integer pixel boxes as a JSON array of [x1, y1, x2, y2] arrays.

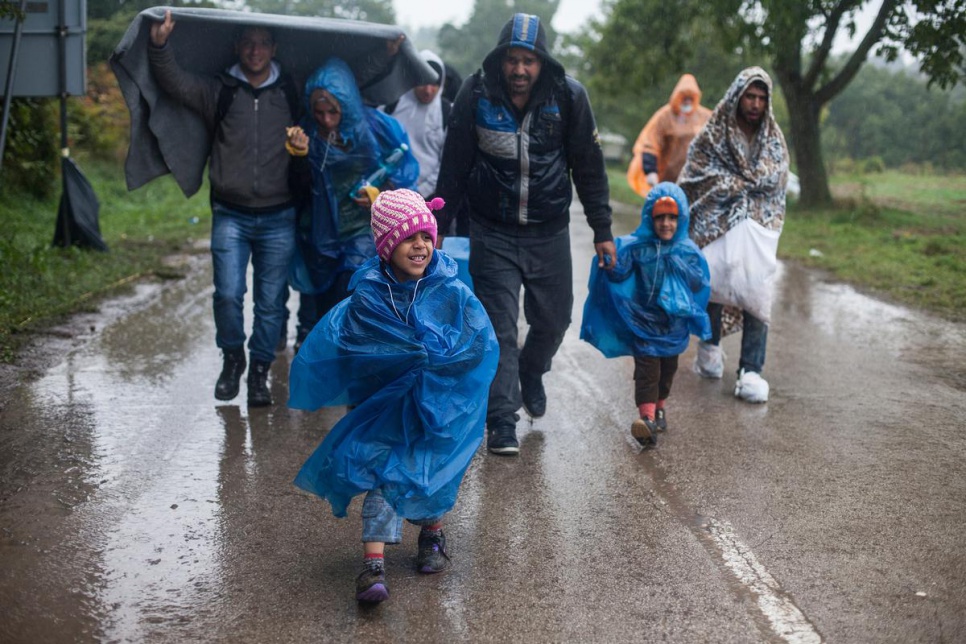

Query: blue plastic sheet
[[290, 251, 498, 519]]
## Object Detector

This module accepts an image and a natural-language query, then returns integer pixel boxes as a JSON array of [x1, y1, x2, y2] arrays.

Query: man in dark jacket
[[148, 10, 298, 407], [435, 13, 617, 456]]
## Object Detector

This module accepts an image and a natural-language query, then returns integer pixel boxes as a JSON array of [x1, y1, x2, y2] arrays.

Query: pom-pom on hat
[[652, 195, 680, 216], [371, 189, 443, 262]]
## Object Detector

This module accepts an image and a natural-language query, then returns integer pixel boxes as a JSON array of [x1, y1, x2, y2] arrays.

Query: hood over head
[[722, 66, 774, 122], [481, 13, 565, 86], [634, 182, 691, 243], [303, 58, 366, 147], [421, 49, 444, 89], [669, 73, 702, 115]]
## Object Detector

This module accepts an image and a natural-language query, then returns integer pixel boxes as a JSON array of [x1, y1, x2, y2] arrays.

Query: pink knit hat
[[371, 189, 444, 261]]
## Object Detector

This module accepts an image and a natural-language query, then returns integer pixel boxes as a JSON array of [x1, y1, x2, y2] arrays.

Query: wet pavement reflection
[[2, 206, 965, 642]]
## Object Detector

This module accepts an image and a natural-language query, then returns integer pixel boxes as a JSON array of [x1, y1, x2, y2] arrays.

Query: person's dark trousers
[[706, 302, 768, 374], [296, 270, 355, 342], [468, 220, 573, 428], [633, 355, 679, 406]]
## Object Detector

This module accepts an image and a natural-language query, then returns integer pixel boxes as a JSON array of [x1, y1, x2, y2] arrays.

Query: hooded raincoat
[[626, 74, 712, 197], [581, 183, 711, 358], [289, 251, 498, 519], [291, 58, 419, 293]]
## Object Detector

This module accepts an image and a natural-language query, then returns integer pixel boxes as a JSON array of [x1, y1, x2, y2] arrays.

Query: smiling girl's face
[[389, 231, 434, 282]]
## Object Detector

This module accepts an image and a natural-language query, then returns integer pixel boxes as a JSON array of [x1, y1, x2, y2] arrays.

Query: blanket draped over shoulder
[[109, 6, 436, 197], [678, 66, 789, 250], [289, 252, 498, 520]]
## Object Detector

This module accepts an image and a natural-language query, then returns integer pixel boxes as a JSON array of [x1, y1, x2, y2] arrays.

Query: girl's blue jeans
[[361, 489, 443, 543]]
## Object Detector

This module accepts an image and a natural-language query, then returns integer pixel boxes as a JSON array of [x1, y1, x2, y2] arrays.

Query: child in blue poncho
[[580, 182, 711, 448], [289, 189, 498, 604]]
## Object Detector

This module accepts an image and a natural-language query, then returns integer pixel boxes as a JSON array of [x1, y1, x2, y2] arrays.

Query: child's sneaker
[[655, 408, 668, 432], [631, 416, 658, 448], [416, 529, 450, 574], [693, 341, 724, 379], [734, 369, 769, 403], [356, 560, 389, 603]]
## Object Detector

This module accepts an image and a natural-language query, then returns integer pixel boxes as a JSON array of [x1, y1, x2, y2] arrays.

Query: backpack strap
[[213, 73, 301, 133], [440, 97, 452, 129], [383, 99, 398, 115]]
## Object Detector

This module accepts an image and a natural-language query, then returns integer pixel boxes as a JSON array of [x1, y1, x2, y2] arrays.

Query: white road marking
[[707, 518, 823, 644]]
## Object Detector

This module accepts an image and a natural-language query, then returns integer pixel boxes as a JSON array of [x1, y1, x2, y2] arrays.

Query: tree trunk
[[777, 78, 833, 208]]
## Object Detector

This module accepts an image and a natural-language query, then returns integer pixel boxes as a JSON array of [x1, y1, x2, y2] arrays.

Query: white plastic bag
[[700, 217, 780, 323]]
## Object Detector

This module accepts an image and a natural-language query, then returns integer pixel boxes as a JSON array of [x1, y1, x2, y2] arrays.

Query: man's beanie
[[371, 189, 443, 262], [497, 13, 546, 52]]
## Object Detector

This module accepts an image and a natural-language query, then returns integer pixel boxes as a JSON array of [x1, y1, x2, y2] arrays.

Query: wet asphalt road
[[2, 203, 965, 643]]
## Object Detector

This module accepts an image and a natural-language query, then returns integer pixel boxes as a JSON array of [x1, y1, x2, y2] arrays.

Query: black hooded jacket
[[435, 14, 613, 243]]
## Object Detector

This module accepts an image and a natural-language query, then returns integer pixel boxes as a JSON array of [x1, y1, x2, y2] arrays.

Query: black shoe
[[356, 562, 389, 603], [214, 349, 246, 401], [655, 408, 667, 432], [520, 371, 546, 418], [631, 417, 658, 448], [247, 360, 273, 407], [487, 423, 519, 455], [416, 529, 450, 574]]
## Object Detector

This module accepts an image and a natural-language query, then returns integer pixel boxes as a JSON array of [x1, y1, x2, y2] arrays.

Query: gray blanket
[[109, 6, 436, 197]]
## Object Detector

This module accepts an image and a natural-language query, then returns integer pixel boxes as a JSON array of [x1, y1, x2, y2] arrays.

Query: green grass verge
[[0, 159, 210, 362], [606, 167, 966, 322]]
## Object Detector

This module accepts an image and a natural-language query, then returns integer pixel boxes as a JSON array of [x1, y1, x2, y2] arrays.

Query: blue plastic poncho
[[580, 182, 712, 358], [290, 250, 498, 519], [292, 58, 420, 294]]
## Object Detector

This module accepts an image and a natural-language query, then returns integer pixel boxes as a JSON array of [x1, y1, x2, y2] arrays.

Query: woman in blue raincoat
[[285, 58, 419, 350], [580, 182, 711, 447], [289, 189, 498, 603]]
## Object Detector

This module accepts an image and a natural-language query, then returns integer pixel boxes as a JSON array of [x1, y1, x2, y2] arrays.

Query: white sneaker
[[693, 341, 724, 379], [735, 369, 769, 403]]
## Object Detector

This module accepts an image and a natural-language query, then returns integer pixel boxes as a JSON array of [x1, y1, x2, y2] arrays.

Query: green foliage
[[1, 99, 59, 199], [437, 0, 561, 77], [822, 62, 966, 170], [0, 160, 210, 362]]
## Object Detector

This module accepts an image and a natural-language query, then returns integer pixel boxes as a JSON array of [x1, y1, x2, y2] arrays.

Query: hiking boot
[[355, 561, 389, 603], [693, 341, 724, 379], [247, 360, 273, 407], [416, 529, 450, 574], [655, 408, 668, 432], [520, 371, 546, 418], [735, 369, 769, 403], [631, 416, 658, 448], [487, 423, 519, 455], [214, 349, 246, 401]]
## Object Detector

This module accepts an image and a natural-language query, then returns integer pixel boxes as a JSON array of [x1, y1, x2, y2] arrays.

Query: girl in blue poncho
[[289, 189, 498, 604], [285, 58, 419, 351], [580, 182, 711, 448]]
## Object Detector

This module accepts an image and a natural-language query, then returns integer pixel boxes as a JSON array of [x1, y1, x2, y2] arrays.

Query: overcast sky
[[392, 0, 875, 53], [392, 0, 600, 33]]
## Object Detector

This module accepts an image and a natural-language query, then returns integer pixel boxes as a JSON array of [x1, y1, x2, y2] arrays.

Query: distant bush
[[69, 62, 130, 162], [860, 156, 886, 174]]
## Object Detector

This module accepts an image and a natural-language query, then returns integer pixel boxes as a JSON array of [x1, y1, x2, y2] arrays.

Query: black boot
[[247, 360, 273, 407], [214, 349, 246, 401]]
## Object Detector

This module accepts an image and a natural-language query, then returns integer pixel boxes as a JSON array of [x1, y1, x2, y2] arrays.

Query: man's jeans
[[469, 221, 573, 428], [707, 302, 768, 374], [210, 204, 295, 364]]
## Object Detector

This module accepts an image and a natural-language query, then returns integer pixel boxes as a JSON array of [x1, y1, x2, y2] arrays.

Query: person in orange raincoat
[[626, 74, 712, 197]]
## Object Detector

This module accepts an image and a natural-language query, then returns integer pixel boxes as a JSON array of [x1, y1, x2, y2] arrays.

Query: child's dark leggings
[[633, 355, 679, 406]]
